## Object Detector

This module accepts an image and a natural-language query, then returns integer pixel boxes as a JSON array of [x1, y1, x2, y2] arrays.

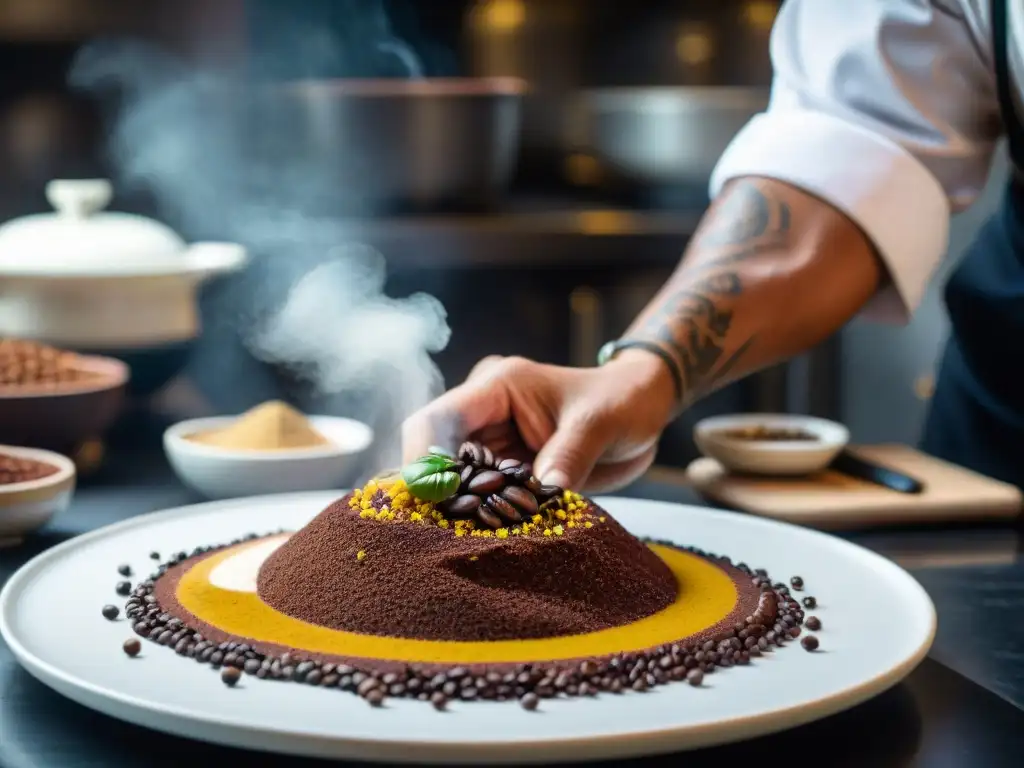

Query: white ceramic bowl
[[0, 445, 76, 547], [693, 413, 850, 476], [163, 416, 374, 500]]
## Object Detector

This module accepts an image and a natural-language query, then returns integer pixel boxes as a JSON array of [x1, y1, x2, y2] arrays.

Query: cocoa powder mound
[[256, 494, 678, 642]]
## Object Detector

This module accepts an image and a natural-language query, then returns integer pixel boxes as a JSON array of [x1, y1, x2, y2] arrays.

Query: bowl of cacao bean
[[0, 339, 130, 452], [0, 444, 76, 547], [694, 413, 849, 476]]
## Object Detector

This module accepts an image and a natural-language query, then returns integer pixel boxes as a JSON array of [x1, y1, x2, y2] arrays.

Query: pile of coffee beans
[[115, 535, 824, 710], [0, 338, 96, 387], [0, 452, 59, 485], [439, 442, 563, 529]]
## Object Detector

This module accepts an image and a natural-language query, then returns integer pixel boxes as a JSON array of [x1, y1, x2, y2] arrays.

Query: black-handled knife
[[829, 450, 925, 494]]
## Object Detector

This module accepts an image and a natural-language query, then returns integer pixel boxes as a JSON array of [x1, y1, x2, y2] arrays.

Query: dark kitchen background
[[0, 0, 1000, 469]]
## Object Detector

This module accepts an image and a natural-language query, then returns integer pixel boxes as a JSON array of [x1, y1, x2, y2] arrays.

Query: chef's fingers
[[466, 355, 505, 382], [401, 372, 512, 463], [581, 446, 658, 494], [532, 409, 613, 491]]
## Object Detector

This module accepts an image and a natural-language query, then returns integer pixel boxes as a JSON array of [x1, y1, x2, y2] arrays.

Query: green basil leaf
[[405, 468, 461, 503], [402, 454, 454, 483]]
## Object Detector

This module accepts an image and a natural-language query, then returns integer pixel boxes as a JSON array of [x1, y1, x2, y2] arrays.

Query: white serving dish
[[694, 413, 850, 476], [0, 445, 76, 547], [0, 179, 247, 349], [0, 493, 935, 762], [163, 415, 374, 499]]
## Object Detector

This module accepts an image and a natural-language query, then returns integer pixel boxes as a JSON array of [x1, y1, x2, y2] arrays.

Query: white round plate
[[0, 493, 936, 764]]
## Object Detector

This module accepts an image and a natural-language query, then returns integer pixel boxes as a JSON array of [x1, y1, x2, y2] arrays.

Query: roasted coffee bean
[[115, 581, 132, 596], [801, 635, 820, 651], [444, 494, 481, 518], [477, 504, 505, 530], [790, 576, 804, 590], [459, 464, 475, 487], [536, 484, 563, 499], [221, 667, 242, 687], [802, 596, 817, 609], [117, 564, 132, 577], [524, 475, 544, 495], [431, 692, 448, 711], [458, 442, 484, 465], [244, 659, 261, 675], [365, 689, 386, 707], [520, 692, 540, 711], [502, 465, 531, 483], [306, 670, 323, 686], [122, 639, 141, 657], [481, 445, 495, 467], [486, 493, 523, 523], [102, 605, 119, 621], [500, 485, 538, 516], [357, 678, 381, 697], [805, 616, 822, 631], [497, 458, 522, 471], [788, 626, 802, 639], [467, 470, 505, 495], [686, 669, 704, 687]]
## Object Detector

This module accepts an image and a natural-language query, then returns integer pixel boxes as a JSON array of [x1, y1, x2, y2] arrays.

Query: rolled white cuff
[[709, 109, 951, 323]]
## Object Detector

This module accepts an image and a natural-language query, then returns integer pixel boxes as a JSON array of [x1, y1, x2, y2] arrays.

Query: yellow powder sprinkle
[[553, 524, 564, 536], [186, 401, 330, 451], [496, 528, 509, 539], [356, 550, 366, 561]]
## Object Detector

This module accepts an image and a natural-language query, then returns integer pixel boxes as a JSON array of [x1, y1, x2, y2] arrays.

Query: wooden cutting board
[[686, 444, 1022, 529]]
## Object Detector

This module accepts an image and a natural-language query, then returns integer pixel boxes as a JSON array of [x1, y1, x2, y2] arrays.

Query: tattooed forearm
[[630, 179, 793, 400]]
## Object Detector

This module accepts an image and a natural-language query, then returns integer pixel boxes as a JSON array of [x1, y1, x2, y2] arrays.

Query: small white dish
[[0, 445, 76, 547], [694, 413, 850, 476], [163, 416, 374, 500]]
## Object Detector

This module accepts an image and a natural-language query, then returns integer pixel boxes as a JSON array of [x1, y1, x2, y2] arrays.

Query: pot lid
[[0, 179, 189, 273]]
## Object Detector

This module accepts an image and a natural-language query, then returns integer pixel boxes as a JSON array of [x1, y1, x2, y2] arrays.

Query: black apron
[[920, 0, 1024, 487]]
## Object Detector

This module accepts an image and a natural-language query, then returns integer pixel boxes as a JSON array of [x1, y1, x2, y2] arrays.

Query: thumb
[[533, 413, 609, 491]]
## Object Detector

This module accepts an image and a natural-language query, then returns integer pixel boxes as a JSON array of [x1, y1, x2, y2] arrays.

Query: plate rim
[[0, 492, 938, 764]]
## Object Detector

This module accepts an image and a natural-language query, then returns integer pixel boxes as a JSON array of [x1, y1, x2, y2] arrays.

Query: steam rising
[[69, 5, 451, 467]]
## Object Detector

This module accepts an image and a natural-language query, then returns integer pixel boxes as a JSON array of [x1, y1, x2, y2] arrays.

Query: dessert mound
[[257, 448, 677, 642]]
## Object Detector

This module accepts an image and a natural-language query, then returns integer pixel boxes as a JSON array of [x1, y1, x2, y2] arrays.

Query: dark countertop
[[2, 433, 1024, 767]]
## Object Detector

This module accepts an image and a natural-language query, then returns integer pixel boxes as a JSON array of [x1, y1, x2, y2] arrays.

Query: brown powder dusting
[[257, 494, 678, 642], [0, 451, 59, 484], [186, 400, 330, 451], [0, 338, 100, 388]]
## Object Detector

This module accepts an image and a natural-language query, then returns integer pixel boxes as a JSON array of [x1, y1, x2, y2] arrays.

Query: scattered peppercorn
[[122, 639, 141, 657], [101, 605, 119, 621], [221, 667, 242, 687], [801, 635, 819, 652], [802, 596, 817, 609], [790, 576, 804, 590], [806, 616, 822, 631]]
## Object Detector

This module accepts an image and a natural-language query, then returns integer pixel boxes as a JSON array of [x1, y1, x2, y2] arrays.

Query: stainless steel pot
[[572, 86, 769, 193], [463, 0, 589, 178], [261, 78, 526, 214]]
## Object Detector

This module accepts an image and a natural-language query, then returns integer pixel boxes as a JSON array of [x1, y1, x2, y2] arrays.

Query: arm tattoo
[[634, 181, 791, 399]]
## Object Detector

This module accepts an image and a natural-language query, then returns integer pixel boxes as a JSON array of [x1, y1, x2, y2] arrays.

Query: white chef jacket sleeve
[[709, 0, 1002, 323]]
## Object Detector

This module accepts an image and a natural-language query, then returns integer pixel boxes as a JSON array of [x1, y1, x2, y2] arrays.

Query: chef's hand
[[401, 350, 677, 493]]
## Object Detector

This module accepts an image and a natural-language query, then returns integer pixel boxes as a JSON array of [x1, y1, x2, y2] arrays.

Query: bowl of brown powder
[[0, 444, 75, 547], [163, 401, 374, 499], [0, 338, 129, 452]]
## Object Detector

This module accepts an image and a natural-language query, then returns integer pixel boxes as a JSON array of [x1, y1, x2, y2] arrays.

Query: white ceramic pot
[[0, 179, 247, 349]]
